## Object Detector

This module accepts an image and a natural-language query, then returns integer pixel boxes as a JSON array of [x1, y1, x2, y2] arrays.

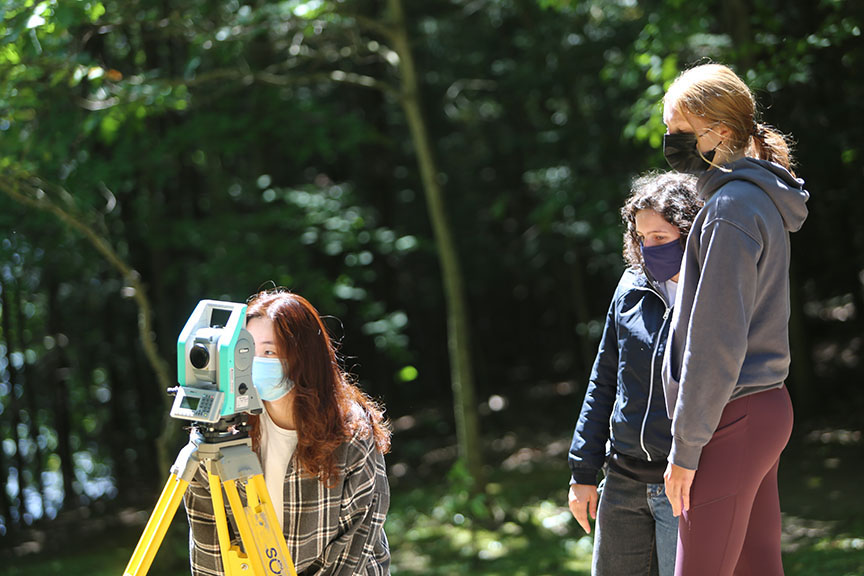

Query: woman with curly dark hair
[[567, 171, 701, 576], [185, 289, 391, 576]]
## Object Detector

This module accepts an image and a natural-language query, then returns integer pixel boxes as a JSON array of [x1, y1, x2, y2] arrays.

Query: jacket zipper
[[634, 283, 671, 462]]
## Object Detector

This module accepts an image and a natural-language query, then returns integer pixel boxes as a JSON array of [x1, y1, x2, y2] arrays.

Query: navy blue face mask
[[640, 238, 685, 282]]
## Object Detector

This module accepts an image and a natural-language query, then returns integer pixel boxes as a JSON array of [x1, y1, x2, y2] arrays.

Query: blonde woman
[[660, 63, 809, 575]]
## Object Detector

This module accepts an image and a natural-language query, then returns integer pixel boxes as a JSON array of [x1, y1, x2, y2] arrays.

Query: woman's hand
[[664, 462, 696, 517], [568, 483, 599, 533]]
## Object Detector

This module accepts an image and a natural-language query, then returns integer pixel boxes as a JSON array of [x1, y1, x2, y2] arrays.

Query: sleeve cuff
[[570, 470, 600, 485], [668, 439, 701, 471]]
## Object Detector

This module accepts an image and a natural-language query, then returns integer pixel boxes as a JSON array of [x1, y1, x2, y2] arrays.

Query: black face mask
[[663, 132, 716, 175]]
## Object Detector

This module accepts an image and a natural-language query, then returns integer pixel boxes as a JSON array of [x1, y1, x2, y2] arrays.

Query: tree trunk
[[0, 281, 15, 530], [104, 294, 135, 501], [14, 278, 46, 516], [569, 245, 597, 383], [0, 277, 27, 524], [722, 0, 754, 69], [45, 276, 77, 510], [137, 7, 191, 479], [0, 410, 12, 532], [386, 0, 484, 487]]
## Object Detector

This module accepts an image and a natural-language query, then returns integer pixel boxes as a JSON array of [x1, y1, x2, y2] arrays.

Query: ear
[[715, 123, 733, 139]]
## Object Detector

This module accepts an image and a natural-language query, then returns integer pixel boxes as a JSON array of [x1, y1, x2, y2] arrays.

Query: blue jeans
[[592, 467, 678, 576]]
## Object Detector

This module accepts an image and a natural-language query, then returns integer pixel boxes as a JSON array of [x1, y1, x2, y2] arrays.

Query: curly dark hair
[[621, 171, 702, 270]]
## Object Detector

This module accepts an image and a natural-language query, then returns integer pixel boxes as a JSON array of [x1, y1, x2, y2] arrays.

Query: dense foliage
[[1, 0, 862, 569]]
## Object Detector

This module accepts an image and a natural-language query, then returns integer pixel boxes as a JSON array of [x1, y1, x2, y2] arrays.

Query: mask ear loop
[[696, 123, 732, 173]]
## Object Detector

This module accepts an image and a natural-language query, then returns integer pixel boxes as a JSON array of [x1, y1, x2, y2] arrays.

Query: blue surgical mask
[[640, 238, 685, 282], [252, 357, 293, 402]]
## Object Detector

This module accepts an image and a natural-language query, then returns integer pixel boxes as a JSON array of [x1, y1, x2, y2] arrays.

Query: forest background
[[1, 0, 863, 574]]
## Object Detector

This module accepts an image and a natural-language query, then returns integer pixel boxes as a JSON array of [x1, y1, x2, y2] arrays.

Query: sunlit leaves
[[361, 309, 409, 351], [85, 1, 106, 21], [0, 44, 21, 65], [25, 2, 48, 30], [98, 110, 122, 143], [287, 0, 327, 20], [625, 53, 677, 147], [398, 364, 418, 382]]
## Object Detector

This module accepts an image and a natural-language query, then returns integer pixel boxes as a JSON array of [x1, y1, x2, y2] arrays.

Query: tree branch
[[346, 13, 397, 41], [0, 171, 177, 475], [177, 68, 401, 98]]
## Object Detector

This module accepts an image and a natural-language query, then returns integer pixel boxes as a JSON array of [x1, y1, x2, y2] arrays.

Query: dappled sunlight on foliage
[[387, 469, 593, 575]]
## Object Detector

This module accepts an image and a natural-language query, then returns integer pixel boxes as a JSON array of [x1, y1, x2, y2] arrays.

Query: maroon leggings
[[676, 385, 793, 576]]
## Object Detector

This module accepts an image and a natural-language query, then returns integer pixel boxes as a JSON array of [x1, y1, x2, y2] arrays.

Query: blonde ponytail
[[749, 122, 795, 175]]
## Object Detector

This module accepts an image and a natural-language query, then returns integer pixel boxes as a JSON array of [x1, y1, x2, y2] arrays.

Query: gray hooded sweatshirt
[[662, 157, 809, 470]]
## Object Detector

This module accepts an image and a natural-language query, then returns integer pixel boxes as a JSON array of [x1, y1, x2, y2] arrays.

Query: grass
[[4, 511, 191, 576], [3, 422, 864, 575], [386, 460, 593, 575], [776, 428, 864, 576]]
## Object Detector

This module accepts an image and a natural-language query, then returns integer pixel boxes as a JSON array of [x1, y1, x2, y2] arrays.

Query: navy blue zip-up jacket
[[568, 268, 674, 485]]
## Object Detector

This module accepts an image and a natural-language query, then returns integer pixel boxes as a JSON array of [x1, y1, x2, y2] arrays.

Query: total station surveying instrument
[[123, 300, 298, 576]]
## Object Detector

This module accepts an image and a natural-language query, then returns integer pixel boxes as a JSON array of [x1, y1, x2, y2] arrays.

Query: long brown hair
[[245, 289, 391, 483], [664, 63, 795, 173]]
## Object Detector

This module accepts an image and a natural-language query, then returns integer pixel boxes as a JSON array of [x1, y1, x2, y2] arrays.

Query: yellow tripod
[[122, 432, 298, 576]]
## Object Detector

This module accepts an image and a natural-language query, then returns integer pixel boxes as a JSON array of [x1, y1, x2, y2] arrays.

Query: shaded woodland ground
[[5, 378, 864, 576]]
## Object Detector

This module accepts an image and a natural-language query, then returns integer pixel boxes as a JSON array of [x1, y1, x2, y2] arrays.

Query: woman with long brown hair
[[184, 289, 392, 575]]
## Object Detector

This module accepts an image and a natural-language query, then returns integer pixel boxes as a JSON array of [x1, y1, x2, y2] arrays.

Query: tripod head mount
[[188, 413, 256, 444]]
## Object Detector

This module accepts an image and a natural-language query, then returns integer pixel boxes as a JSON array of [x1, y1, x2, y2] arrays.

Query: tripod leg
[[222, 478, 268, 575], [221, 476, 298, 576], [245, 474, 298, 576], [208, 469, 255, 576], [123, 474, 189, 576]]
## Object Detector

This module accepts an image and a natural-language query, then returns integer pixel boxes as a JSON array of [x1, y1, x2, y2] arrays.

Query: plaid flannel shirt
[[184, 422, 390, 576]]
